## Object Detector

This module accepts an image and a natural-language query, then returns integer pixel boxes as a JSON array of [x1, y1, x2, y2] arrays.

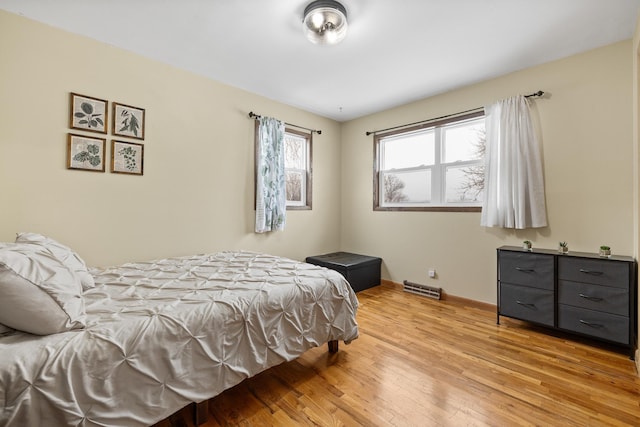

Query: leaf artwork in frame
[[69, 93, 108, 134], [67, 133, 106, 172], [113, 102, 145, 140], [111, 140, 144, 175]]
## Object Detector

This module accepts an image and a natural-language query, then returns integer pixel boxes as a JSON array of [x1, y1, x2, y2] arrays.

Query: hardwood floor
[[156, 283, 640, 427]]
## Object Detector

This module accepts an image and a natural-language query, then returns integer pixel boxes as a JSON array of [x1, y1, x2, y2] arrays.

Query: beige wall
[[0, 11, 343, 267], [341, 41, 634, 304], [1, 11, 636, 310]]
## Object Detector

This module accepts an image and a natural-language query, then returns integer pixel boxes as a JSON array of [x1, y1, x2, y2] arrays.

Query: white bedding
[[0, 251, 359, 426]]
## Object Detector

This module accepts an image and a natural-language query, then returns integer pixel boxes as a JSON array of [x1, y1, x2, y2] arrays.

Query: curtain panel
[[480, 95, 547, 229], [255, 117, 286, 233]]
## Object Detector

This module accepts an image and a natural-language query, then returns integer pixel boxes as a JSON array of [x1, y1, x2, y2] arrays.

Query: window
[[374, 111, 485, 211], [254, 124, 312, 211], [284, 128, 312, 209]]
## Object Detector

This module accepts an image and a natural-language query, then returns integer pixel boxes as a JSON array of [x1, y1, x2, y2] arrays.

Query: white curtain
[[480, 95, 547, 229], [255, 116, 286, 233]]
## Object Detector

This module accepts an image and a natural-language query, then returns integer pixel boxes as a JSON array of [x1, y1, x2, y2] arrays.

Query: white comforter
[[0, 251, 359, 426]]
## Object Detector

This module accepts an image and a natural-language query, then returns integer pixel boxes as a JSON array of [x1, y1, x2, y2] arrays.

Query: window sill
[[374, 206, 481, 212]]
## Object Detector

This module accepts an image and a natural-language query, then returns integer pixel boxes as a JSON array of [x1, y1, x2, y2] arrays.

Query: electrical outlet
[[428, 269, 436, 278]]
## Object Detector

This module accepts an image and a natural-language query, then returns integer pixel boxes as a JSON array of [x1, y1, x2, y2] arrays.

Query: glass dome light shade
[[303, 0, 348, 45]]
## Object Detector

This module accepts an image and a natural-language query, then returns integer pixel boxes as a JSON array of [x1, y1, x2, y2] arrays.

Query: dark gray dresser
[[497, 246, 637, 358]]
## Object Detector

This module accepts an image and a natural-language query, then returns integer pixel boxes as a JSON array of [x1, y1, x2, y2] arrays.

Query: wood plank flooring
[[155, 283, 640, 427]]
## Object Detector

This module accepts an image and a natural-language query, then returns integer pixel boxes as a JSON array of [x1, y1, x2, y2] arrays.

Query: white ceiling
[[1, 0, 639, 121]]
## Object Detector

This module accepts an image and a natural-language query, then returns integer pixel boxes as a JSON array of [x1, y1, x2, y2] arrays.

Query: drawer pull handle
[[516, 300, 535, 308], [579, 269, 603, 276], [579, 319, 604, 328], [578, 293, 603, 302], [514, 267, 535, 273]]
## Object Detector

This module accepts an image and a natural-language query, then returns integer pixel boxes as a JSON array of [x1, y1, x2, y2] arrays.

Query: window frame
[[373, 111, 484, 212], [254, 123, 313, 211], [284, 127, 313, 210]]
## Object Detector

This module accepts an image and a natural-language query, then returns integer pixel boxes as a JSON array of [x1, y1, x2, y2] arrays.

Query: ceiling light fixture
[[303, 0, 348, 45]]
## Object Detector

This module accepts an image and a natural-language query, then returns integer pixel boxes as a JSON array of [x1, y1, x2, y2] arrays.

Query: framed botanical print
[[69, 93, 108, 134], [67, 133, 106, 172], [113, 102, 145, 140], [111, 140, 144, 175]]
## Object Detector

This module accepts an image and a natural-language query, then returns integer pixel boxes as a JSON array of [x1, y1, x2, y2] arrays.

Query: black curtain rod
[[248, 112, 322, 134], [365, 90, 545, 136]]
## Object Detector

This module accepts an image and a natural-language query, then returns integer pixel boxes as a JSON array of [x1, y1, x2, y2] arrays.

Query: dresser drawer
[[499, 252, 554, 290], [499, 283, 554, 326], [558, 304, 629, 345], [558, 280, 628, 316], [557, 257, 629, 289]]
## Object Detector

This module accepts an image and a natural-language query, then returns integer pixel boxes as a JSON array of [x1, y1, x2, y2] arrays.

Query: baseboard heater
[[403, 280, 442, 300]]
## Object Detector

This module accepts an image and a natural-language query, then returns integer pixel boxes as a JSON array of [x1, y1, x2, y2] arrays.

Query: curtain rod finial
[[525, 90, 545, 98]]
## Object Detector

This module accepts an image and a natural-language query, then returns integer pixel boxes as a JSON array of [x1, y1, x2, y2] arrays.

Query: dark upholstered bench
[[305, 252, 382, 292]]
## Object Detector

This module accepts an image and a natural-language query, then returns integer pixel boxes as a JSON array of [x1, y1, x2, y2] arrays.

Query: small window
[[255, 125, 313, 211], [374, 112, 485, 211], [284, 128, 312, 209]]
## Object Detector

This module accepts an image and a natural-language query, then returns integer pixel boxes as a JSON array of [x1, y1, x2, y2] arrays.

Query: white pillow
[[15, 232, 95, 290], [0, 244, 86, 335]]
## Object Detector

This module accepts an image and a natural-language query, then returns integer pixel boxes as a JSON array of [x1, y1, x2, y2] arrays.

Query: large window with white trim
[[374, 112, 485, 211]]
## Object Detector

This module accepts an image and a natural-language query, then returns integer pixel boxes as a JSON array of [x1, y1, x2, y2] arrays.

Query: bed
[[0, 233, 359, 427]]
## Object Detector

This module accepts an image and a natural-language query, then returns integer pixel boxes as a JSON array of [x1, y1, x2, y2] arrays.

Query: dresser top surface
[[498, 246, 635, 263]]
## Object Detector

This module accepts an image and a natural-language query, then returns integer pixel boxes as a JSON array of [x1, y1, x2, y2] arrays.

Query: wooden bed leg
[[193, 401, 209, 426], [328, 340, 339, 353]]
